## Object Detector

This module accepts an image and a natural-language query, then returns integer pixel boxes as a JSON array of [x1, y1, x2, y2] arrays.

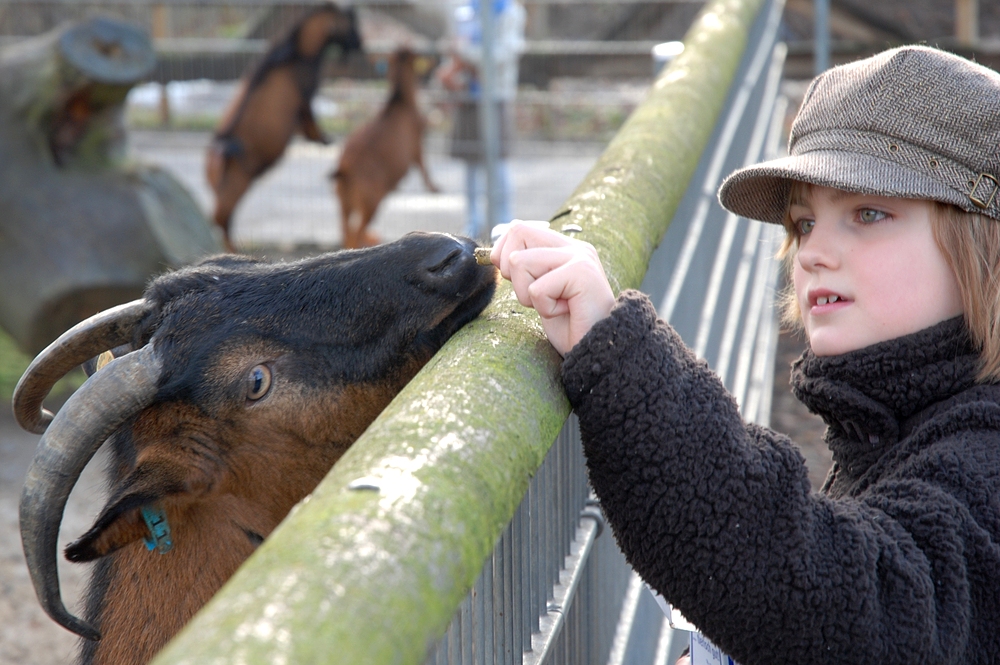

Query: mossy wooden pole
[[152, 0, 765, 662]]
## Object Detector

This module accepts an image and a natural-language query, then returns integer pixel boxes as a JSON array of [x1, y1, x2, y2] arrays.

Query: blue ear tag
[[141, 504, 174, 554]]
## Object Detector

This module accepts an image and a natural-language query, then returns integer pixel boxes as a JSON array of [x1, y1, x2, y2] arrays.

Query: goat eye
[[246, 365, 272, 401]]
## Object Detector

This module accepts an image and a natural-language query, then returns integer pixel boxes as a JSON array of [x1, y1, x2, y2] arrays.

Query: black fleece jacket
[[561, 290, 1000, 665]]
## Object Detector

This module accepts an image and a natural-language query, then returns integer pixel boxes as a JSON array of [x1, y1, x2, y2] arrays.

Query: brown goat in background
[[206, 2, 362, 251], [331, 47, 439, 249], [15, 233, 497, 664]]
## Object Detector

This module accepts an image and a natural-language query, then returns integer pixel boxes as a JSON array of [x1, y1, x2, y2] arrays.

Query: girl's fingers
[[528, 258, 613, 324], [507, 246, 585, 302], [491, 221, 573, 277], [489, 220, 614, 354]]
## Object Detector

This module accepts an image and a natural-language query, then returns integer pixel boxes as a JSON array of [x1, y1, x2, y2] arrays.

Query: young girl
[[490, 45, 1000, 663]]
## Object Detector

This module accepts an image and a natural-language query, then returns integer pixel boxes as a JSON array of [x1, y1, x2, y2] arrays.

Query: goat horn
[[13, 299, 153, 434], [19, 344, 162, 641]]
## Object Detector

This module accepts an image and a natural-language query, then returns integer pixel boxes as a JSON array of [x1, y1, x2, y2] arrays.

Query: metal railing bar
[[519, 498, 531, 654], [461, 586, 473, 665], [744, 223, 783, 426], [740, 89, 788, 424], [428, 418, 603, 664], [715, 219, 762, 382], [485, 550, 496, 665], [522, 513, 601, 665], [729, 222, 768, 402], [504, 522, 515, 664], [475, 570, 487, 665], [494, 530, 507, 665], [606, 572, 646, 665], [529, 482, 542, 631], [653, 616, 675, 665], [694, 208, 742, 358], [658, 0, 784, 322], [720, 44, 787, 378], [549, 437, 559, 612], [710, 43, 786, 378]]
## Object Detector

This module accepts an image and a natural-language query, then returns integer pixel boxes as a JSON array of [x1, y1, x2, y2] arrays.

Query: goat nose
[[418, 236, 475, 282], [424, 247, 464, 277]]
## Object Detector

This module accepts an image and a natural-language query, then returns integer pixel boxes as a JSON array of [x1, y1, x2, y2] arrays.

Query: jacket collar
[[789, 316, 980, 482]]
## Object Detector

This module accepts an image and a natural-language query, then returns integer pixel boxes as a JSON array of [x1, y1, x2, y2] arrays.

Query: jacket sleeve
[[560, 290, 982, 665]]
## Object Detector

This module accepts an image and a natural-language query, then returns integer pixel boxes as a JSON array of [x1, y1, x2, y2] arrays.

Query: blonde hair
[[776, 182, 1000, 382]]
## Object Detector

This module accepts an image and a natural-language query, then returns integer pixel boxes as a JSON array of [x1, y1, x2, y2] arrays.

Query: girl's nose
[[795, 220, 839, 272]]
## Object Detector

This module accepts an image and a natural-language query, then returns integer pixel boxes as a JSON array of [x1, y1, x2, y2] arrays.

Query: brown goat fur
[[206, 2, 362, 251], [78, 377, 416, 665], [332, 47, 439, 249], [17, 233, 497, 664]]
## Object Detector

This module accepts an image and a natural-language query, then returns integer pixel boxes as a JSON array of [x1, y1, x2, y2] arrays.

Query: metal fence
[[423, 0, 786, 661], [142, 0, 785, 663], [0, 0, 691, 249], [424, 415, 678, 665]]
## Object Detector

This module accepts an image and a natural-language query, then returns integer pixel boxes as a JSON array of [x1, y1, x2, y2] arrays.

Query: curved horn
[[13, 299, 153, 434], [19, 344, 162, 641]]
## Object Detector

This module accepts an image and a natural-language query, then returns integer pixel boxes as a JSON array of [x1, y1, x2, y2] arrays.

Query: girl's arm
[[493, 224, 977, 663], [561, 291, 976, 664]]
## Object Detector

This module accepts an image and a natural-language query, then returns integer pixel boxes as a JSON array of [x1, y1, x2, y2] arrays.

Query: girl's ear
[[64, 456, 218, 562]]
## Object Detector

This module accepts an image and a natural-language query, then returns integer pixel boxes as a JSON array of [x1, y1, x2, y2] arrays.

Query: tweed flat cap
[[718, 45, 1000, 224]]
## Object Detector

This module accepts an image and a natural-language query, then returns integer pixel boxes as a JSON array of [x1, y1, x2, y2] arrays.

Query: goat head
[[15, 232, 496, 664]]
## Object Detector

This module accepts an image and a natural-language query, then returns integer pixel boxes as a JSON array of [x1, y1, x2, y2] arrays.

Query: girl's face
[[790, 185, 964, 356]]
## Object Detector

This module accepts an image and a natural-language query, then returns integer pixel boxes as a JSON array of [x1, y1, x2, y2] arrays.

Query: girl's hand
[[490, 221, 615, 357]]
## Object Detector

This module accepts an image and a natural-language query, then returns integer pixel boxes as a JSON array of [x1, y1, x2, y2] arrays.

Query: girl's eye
[[859, 208, 887, 224], [796, 218, 815, 235], [246, 365, 272, 401]]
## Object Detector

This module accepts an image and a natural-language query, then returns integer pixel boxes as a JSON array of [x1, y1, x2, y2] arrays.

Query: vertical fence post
[[956, 0, 979, 45], [478, 0, 501, 234], [813, 0, 829, 74]]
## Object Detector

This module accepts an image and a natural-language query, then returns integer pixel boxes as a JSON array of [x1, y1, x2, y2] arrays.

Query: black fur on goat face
[[144, 231, 496, 399], [15, 231, 496, 665]]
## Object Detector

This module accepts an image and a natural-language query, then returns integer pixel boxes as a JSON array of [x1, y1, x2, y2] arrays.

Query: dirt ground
[[0, 404, 105, 665]]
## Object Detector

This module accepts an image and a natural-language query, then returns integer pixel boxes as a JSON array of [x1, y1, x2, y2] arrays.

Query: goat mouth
[[428, 267, 498, 341]]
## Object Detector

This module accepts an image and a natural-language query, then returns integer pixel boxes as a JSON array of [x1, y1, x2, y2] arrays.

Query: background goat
[[15, 232, 497, 665], [206, 2, 362, 251], [331, 47, 439, 249]]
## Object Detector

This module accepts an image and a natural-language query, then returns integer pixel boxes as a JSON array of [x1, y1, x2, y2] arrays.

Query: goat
[[15, 232, 497, 665], [331, 47, 440, 250], [206, 2, 362, 252]]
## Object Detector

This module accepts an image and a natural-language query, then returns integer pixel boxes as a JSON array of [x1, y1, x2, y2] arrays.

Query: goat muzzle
[[19, 343, 163, 641], [12, 299, 153, 434]]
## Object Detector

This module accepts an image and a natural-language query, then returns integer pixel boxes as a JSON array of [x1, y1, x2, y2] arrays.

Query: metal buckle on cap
[[970, 173, 999, 209]]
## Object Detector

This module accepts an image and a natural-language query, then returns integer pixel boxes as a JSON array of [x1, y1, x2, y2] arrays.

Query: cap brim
[[718, 150, 966, 224]]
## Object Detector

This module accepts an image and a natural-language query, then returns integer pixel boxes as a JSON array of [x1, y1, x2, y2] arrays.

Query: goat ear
[[65, 457, 214, 562]]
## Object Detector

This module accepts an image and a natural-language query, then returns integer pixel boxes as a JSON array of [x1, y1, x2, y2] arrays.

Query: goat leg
[[299, 106, 329, 145], [417, 157, 440, 194], [414, 147, 441, 194], [211, 167, 254, 252], [355, 204, 381, 248]]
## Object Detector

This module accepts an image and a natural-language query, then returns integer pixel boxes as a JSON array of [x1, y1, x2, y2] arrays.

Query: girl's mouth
[[809, 291, 851, 313]]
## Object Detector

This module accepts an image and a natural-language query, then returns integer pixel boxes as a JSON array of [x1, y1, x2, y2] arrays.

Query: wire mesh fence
[[0, 0, 699, 250]]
